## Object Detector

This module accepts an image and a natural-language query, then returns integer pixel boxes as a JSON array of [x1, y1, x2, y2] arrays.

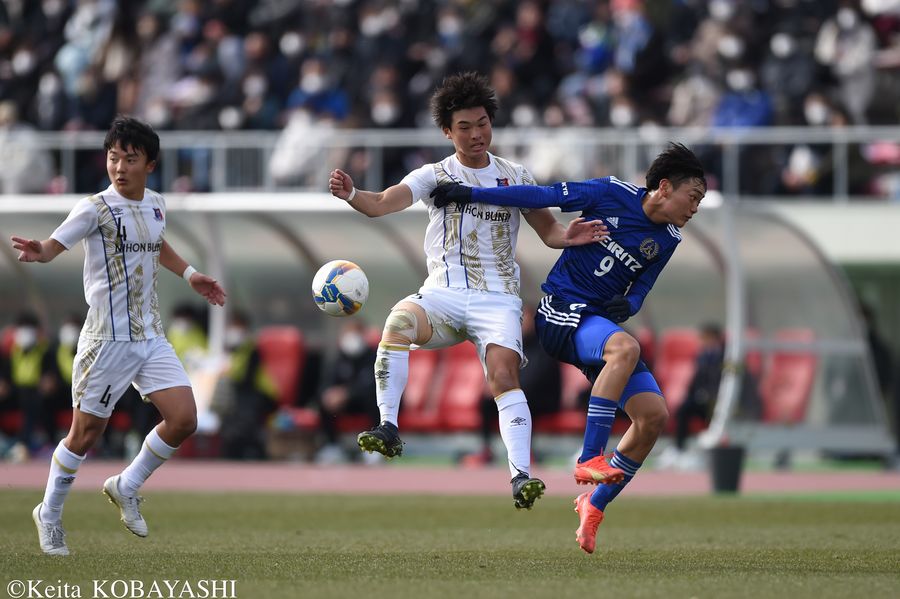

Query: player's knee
[[381, 308, 421, 346], [168, 410, 197, 439], [487, 367, 518, 396], [604, 333, 641, 368], [65, 428, 102, 455], [65, 412, 107, 454], [639, 399, 669, 436]]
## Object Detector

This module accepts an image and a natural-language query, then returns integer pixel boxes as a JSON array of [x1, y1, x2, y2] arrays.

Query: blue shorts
[[535, 295, 661, 409]]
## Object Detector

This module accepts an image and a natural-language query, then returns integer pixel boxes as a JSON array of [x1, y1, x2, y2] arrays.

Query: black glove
[[602, 294, 630, 323], [430, 183, 472, 208]]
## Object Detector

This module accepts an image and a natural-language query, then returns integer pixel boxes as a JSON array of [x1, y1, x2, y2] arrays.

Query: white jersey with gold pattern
[[51, 185, 166, 341], [400, 152, 534, 296]]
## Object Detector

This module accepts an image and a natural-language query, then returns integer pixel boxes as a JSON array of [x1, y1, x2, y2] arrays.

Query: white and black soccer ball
[[311, 260, 369, 317]]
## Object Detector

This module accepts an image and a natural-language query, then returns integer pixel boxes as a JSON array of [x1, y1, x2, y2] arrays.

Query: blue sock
[[579, 396, 618, 463], [590, 449, 642, 511]]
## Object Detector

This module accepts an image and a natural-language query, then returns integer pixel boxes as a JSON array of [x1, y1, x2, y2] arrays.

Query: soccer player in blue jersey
[[431, 143, 706, 553]]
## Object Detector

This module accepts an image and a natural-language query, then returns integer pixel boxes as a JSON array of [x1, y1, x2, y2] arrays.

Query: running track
[[2, 461, 899, 496]]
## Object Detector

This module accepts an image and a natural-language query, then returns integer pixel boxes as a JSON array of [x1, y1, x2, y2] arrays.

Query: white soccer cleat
[[32, 503, 69, 556], [103, 475, 148, 537]]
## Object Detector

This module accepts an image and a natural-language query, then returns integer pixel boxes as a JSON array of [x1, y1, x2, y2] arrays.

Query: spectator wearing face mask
[[313, 320, 380, 464], [40, 314, 84, 445], [2, 313, 57, 455], [815, 3, 878, 124], [166, 304, 208, 368], [211, 311, 277, 460]]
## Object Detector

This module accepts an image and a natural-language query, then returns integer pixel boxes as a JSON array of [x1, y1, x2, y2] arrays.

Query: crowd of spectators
[[3, 0, 900, 195]]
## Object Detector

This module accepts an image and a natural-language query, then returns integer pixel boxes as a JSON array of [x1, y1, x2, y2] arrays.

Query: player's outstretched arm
[[523, 210, 608, 249], [159, 240, 226, 306], [431, 180, 599, 212], [10, 236, 66, 263], [329, 169, 413, 217]]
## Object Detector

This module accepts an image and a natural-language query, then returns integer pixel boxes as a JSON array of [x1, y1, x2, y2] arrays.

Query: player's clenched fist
[[329, 169, 355, 201]]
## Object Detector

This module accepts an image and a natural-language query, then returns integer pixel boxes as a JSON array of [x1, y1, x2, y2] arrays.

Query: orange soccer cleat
[[574, 491, 605, 554], [573, 454, 625, 485]]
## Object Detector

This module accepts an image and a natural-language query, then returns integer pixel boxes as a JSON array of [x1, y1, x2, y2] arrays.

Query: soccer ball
[[311, 260, 369, 317]]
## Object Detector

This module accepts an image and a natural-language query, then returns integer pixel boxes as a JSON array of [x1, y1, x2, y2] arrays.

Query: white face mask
[[709, 0, 735, 22], [836, 8, 857, 30], [726, 69, 754, 92], [770, 33, 795, 58], [15, 327, 37, 349], [225, 326, 247, 349], [804, 101, 829, 125], [12, 49, 36, 76], [146, 101, 171, 128], [300, 73, 326, 94], [279, 32, 304, 57], [610, 105, 635, 128], [39, 72, 61, 96], [717, 35, 745, 60], [243, 76, 268, 98], [58, 324, 80, 347], [218, 106, 243, 130], [787, 145, 817, 175], [339, 332, 367, 358], [438, 16, 463, 37], [371, 102, 400, 125], [169, 319, 192, 335]]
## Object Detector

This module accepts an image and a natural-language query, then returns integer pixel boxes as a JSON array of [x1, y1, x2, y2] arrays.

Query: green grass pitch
[[2, 490, 898, 598]]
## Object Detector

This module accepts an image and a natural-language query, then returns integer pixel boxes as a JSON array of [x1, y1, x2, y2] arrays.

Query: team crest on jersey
[[640, 238, 660, 260], [153, 208, 164, 221], [496, 178, 509, 187]]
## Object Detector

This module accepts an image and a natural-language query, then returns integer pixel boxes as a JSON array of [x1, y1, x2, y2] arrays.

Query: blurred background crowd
[[2, 0, 900, 195]]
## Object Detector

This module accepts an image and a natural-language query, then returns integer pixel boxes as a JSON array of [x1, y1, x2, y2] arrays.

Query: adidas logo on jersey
[[606, 216, 619, 228]]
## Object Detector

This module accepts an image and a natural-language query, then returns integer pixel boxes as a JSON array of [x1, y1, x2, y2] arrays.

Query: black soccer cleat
[[357, 421, 404, 458], [511, 471, 546, 510]]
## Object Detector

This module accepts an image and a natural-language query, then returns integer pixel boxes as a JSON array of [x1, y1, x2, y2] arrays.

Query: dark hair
[[15, 312, 39, 327], [645, 143, 706, 192], [430, 72, 498, 130], [699, 322, 723, 339], [230, 309, 251, 328], [104, 116, 160, 163]]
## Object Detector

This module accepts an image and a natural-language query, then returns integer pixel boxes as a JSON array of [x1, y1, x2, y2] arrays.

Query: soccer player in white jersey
[[11, 117, 226, 556], [328, 72, 606, 509]]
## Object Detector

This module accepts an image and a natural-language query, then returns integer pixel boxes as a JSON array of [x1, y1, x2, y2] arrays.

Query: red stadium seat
[[0, 326, 14, 358], [437, 343, 485, 431], [397, 348, 443, 431], [653, 328, 701, 415], [534, 362, 588, 434], [0, 410, 22, 435], [758, 328, 817, 424], [634, 326, 656, 369], [257, 326, 305, 406], [743, 327, 763, 378]]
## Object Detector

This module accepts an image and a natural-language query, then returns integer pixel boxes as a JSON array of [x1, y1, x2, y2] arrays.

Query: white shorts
[[71, 336, 192, 418], [398, 286, 525, 368]]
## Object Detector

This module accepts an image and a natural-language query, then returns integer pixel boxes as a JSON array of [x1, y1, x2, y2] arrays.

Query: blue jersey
[[469, 176, 682, 319]]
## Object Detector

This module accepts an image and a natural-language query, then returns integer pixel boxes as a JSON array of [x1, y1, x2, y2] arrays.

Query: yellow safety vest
[[56, 344, 75, 385], [228, 342, 279, 400], [11, 342, 49, 388]]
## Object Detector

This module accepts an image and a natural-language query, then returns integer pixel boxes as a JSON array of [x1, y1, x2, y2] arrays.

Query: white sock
[[119, 427, 178, 496], [40, 440, 85, 523], [496, 389, 532, 478], [374, 344, 410, 426]]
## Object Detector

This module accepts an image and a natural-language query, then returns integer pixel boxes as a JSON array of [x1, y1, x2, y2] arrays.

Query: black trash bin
[[709, 446, 745, 494]]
